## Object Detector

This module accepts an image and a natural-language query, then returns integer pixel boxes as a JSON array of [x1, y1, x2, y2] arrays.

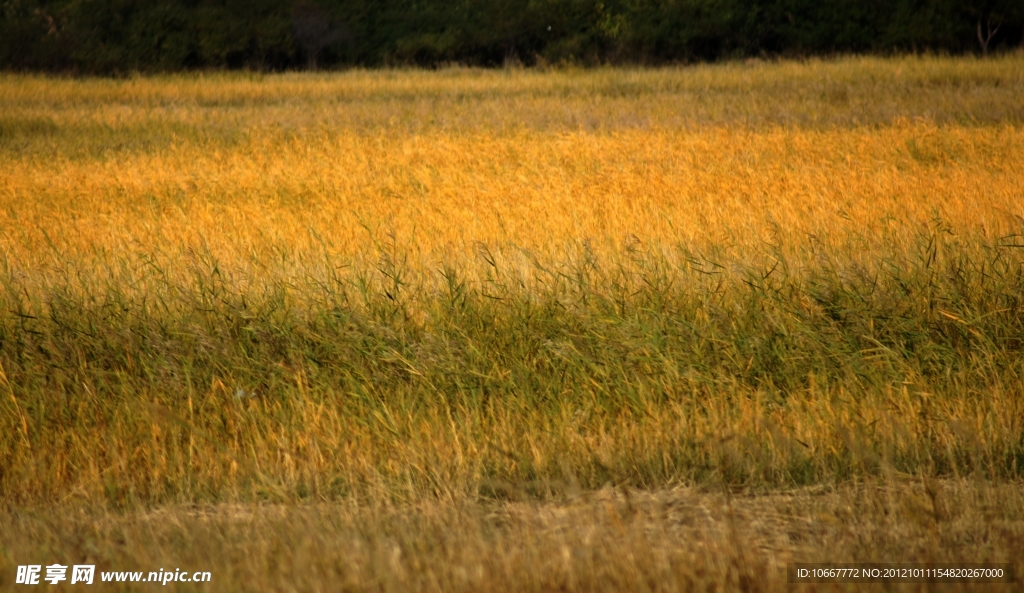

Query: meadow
[[2, 55, 1024, 591]]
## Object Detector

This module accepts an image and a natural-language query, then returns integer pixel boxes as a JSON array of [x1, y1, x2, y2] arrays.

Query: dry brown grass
[[4, 480, 1022, 592]]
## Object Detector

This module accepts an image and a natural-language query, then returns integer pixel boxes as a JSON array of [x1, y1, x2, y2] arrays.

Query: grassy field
[[2, 55, 1024, 591]]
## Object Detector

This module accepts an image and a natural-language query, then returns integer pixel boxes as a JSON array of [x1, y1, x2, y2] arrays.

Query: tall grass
[[2, 224, 1023, 506], [2, 55, 1024, 591]]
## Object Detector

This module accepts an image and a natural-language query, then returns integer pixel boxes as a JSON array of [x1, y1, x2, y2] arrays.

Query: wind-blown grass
[[2, 55, 1024, 591], [2, 226, 1023, 506]]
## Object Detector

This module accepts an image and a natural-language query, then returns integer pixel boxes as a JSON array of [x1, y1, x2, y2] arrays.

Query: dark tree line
[[2, 0, 1022, 73]]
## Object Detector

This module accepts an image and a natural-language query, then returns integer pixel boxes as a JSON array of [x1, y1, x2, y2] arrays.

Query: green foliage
[[2, 0, 1022, 72], [3, 226, 1024, 503]]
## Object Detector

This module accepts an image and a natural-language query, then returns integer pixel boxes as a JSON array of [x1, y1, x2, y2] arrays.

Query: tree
[[977, 16, 999, 55], [292, 0, 338, 70]]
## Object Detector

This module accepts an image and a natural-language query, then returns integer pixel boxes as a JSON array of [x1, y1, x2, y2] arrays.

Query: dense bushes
[[1, 0, 1023, 73]]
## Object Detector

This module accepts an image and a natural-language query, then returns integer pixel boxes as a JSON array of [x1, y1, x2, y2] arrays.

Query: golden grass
[[2, 54, 1024, 289], [3, 55, 1024, 591], [3, 119, 1024, 300]]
